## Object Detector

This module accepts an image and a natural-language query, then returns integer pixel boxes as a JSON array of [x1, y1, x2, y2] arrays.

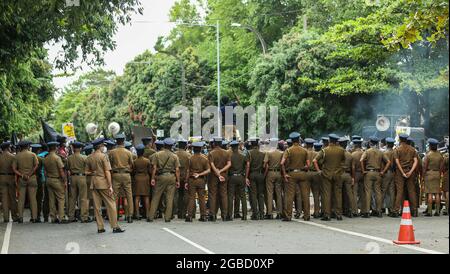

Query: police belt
[[112, 170, 130, 174], [0, 173, 14, 176], [71, 173, 85, 176]]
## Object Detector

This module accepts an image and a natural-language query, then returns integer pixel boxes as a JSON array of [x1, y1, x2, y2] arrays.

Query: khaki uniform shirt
[[189, 154, 210, 174], [143, 147, 156, 160], [342, 151, 353, 173], [208, 148, 231, 170], [85, 151, 112, 190], [13, 150, 39, 175], [424, 151, 443, 171], [351, 149, 364, 173], [108, 146, 133, 172], [176, 150, 191, 177], [393, 144, 417, 170], [361, 148, 389, 170], [133, 157, 152, 174], [264, 150, 283, 170], [67, 153, 86, 174], [246, 148, 265, 173], [307, 148, 318, 171], [283, 144, 308, 171], [0, 152, 15, 175], [152, 149, 180, 174], [314, 145, 346, 177], [229, 150, 246, 174], [43, 152, 65, 178]]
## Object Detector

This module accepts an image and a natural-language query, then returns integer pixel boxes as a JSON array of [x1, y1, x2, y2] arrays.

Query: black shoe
[[251, 215, 259, 220], [147, 218, 153, 223], [69, 219, 77, 223], [294, 213, 301, 219], [98, 229, 106, 234], [52, 219, 60, 224], [127, 216, 133, 224], [389, 212, 399, 218], [276, 214, 282, 220], [352, 213, 360, 218], [321, 216, 331, 221], [361, 213, 370, 218], [30, 219, 37, 223], [165, 219, 171, 223], [303, 216, 311, 221], [209, 215, 217, 222], [434, 212, 440, 217], [336, 216, 343, 221], [18, 218, 23, 223], [185, 217, 193, 222], [43, 217, 49, 223], [199, 216, 208, 222], [113, 227, 125, 233], [35, 218, 42, 223], [377, 212, 383, 218], [313, 213, 320, 219], [443, 211, 448, 216], [425, 213, 432, 217], [241, 216, 247, 221], [60, 219, 69, 224], [225, 216, 233, 221], [234, 213, 241, 219], [264, 215, 273, 220], [370, 211, 377, 217], [282, 218, 291, 222]]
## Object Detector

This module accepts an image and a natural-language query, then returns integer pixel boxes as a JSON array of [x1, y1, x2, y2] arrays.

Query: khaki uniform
[[109, 146, 134, 217], [0, 151, 18, 221], [36, 154, 50, 221], [423, 151, 443, 194], [264, 149, 283, 216], [228, 150, 247, 218], [308, 149, 322, 216], [351, 148, 364, 210], [283, 144, 309, 219], [143, 147, 156, 160], [208, 148, 231, 219], [13, 150, 39, 220], [393, 144, 418, 213], [314, 145, 346, 217], [361, 148, 389, 214], [174, 150, 191, 218], [132, 157, 152, 196], [43, 152, 66, 221], [187, 154, 209, 218], [148, 149, 180, 221], [67, 152, 89, 221], [342, 151, 357, 215], [246, 148, 266, 218], [85, 151, 118, 230], [382, 148, 395, 212]]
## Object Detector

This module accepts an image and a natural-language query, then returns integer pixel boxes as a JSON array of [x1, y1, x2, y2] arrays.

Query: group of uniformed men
[[0, 132, 448, 233]]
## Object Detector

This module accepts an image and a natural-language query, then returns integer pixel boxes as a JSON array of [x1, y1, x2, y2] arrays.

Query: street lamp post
[[231, 23, 267, 55]]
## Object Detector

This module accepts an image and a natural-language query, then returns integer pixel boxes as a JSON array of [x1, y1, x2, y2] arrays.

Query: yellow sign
[[62, 123, 76, 141]]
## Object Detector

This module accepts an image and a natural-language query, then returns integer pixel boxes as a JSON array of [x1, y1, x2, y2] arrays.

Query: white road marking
[[293, 220, 444, 254], [1, 219, 13, 254], [163, 227, 215, 254]]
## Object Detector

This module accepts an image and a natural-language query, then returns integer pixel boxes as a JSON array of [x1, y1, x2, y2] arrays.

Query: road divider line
[[293, 220, 444, 254], [1, 219, 13, 254], [162, 227, 215, 254]]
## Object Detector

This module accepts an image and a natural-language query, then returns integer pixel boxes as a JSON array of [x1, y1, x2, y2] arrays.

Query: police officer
[[185, 142, 210, 222], [264, 139, 284, 220], [13, 140, 39, 223], [281, 132, 310, 221], [148, 138, 180, 222], [67, 141, 91, 223], [85, 138, 124, 233], [0, 141, 19, 222], [228, 140, 247, 220], [339, 137, 357, 218], [245, 137, 266, 220], [108, 133, 134, 223], [313, 134, 346, 221], [83, 144, 94, 220], [132, 144, 152, 220], [43, 141, 68, 223], [142, 137, 156, 160], [360, 137, 391, 218], [392, 133, 420, 217], [351, 138, 364, 214], [208, 137, 231, 222], [174, 139, 191, 219], [311, 142, 323, 218], [443, 146, 449, 216], [382, 138, 396, 216], [422, 138, 444, 216]]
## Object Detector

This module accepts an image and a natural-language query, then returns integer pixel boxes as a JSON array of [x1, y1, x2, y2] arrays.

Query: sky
[[47, 0, 177, 92]]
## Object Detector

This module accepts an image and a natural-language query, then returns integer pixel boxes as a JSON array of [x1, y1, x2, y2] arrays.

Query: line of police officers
[[0, 132, 448, 233]]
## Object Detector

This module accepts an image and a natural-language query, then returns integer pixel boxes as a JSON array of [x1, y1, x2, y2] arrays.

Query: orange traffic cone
[[393, 200, 420, 245]]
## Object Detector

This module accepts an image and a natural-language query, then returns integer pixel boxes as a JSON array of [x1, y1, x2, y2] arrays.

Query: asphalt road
[[0, 207, 448, 254]]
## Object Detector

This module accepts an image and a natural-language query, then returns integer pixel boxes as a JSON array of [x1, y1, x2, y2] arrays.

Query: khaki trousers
[[112, 173, 134, 217], [47, 178, 66, 220], [265, 171, 283, 215], [0, 176, 18, 221], [363, 171, 382, 213], [308, 171, 322, 215], [208, 173, 228, 218], [148, 174, 176, 221], [381, 170, 395, 211], [321, 172, 343, 217], [284, 171, 309, 219], [249, 172, 265, 217], [228, 174, 247, 217], [394, 170, 418, 213], [18, 177, 38, 219], [187, 178, 207, 218], [92, 188, 118, 229], [68, 175, 89, 221], [354, 171, 364, 211], [342, 172, 357, 214]]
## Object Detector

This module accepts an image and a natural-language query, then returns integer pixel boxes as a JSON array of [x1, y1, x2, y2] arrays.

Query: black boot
[[199, 216, 208, 222], [185, 217, 193, 222], [113, 227, 125, 233], [98, 229, 106, 234], [321, 216, 331, 221], [275, 214, 282, 220]]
